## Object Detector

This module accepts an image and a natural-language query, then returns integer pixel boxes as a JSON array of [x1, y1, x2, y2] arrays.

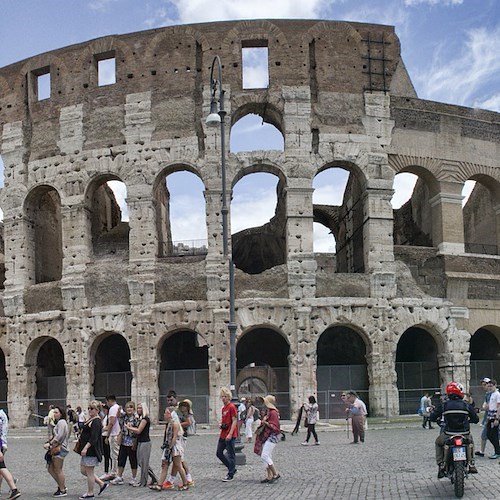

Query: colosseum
[[0, 19, 498, 426]]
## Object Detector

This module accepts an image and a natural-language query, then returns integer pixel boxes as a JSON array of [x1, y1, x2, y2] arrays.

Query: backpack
[[253, 406, 260, 420]]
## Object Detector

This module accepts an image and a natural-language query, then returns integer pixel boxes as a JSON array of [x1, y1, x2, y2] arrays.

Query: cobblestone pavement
[[3, 422, 500, 499]]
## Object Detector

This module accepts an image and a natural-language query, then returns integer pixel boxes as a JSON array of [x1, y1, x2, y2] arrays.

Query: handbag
[[73, 440, 82, 454], [50, 444, 62, 456]]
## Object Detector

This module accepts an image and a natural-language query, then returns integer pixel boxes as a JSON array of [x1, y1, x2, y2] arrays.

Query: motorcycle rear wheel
[[453, 461, 465, 498]]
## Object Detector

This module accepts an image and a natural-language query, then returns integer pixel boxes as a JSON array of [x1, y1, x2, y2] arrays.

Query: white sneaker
[[110, 476, 124, 485], [128, 479, 139, 486], [301, 442, 309, 446]]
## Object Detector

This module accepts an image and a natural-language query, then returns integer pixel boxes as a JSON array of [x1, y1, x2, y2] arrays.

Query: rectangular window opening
[[96, 52, 116, 86], [242, 42, 269, 89], [33, 67, 51, 101]]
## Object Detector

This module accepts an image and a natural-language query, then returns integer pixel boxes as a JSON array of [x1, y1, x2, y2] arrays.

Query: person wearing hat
[[256, 395, 281, 484], [475, 377, 493, 457]]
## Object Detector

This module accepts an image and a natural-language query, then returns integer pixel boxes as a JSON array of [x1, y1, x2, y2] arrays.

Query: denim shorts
[[54, 448, 69, 459], [81, 455, 99, 467]]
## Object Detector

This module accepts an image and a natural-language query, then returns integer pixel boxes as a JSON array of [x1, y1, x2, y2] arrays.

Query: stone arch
[[230, 99, 285, 136], [24, 184, 63, 284], [157, 329, 209, 422], [84, 173, 129, 256], [146, 26, 208, 62], [153, 164, 207, 258], [231, 165, 286, 274], [25, 336, 66, 422], [469, 326, 500, 398], [314, 161, 367, 273], [316, 324, 370, 418], [90, 332, 132, 404], [236, 325, 290, 417], [395, 326, 440, 414], [462, 173, 500, 255]]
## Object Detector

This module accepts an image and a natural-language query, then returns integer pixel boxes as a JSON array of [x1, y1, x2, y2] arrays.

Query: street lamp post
[[206, 55, 238, 401], [206, 56, 245, 464]]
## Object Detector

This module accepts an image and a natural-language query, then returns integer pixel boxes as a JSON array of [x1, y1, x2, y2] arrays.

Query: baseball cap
[[481, 377, 491, 383]]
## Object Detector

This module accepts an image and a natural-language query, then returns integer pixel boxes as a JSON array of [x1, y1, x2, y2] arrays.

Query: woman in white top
[[301, 395, 320, 445], [44, 406, 70, 497]]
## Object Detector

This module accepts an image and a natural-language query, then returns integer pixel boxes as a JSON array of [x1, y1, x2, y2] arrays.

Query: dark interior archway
[[0, 349, 7, 410], [158, 331, 209, 422], [396, 327, 439, 414], [469, 328, 500, 396], [35, 338, 66, 414], [236, 328, 290, 417], [316, 326, 368, 418], [93, 334, 131, 405]]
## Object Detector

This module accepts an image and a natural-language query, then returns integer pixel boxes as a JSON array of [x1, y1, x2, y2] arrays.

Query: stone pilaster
[[366, 351, 399, 417], [122, 92, 155, 144], [430, 180, 465, 254], [58, 104, 85, 154]]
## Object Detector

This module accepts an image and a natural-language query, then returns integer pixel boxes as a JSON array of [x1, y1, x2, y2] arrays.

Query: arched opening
[[236, 328, 290, 418], [25, 186, 63, 283], [469, 327, 500, 403], [462, 175, 500, 255], [396, 327, 439, 414], [316, 326, 368, 419], [230, 113, 284, 153], [313, 166, 364, 273], [231, 172, 285, 274], [34, 338, 66, 419], [154, 170, 207, 258], [86, 177, 129, 256], [0, 349, 7, 412], [0, 220, 4, 290], [158, 331, 209, 422], [93, 334, 131, 405], [392, 172, 433, 247]]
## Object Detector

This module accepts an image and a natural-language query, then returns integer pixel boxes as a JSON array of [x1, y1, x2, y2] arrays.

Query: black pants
[[306, 423, 318, 443], [486, 420, 500, 454], [103, 436, 111, 473]]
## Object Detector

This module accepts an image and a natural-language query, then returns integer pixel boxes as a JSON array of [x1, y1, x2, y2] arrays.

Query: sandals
[[178, 484, 189, 491], [149, 484, 162, 491]]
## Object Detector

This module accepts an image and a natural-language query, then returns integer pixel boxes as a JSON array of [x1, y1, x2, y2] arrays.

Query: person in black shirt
[[430, 382, 479, 478]]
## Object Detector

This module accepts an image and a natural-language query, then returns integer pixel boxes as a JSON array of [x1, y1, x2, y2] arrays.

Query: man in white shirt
[[346, 391, 367, 444], [102, 395, 121, 480], [485, 380, 500, 459]]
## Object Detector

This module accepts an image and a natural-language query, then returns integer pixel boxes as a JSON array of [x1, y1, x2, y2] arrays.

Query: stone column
[[430, 180, 465, 254], [60, 201, 91, 310], [366, 352, 399, 417], [495, 204, 500, 255], [127, 188, 158, 305], [288, 307, 316, 419], [362, 172, 396, 298], [285, 183, 316, 300]]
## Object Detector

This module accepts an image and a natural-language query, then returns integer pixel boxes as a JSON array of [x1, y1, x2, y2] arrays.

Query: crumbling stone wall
[[0, 19, 498, 426]]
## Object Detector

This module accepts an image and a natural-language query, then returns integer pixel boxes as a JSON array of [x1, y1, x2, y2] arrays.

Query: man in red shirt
[[216, 387, 238, 481]]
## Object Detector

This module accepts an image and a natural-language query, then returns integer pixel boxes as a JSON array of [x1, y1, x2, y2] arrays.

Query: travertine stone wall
[[0, 19, 499, 426]]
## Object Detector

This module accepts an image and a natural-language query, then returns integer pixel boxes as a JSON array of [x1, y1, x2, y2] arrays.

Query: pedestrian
[[484, 379, 500, 459], [255, 395, 281, 484], [100, 395, 120, 481], [100, 405, 111, 479], [244, 399, 258, 443], [475, 377, 492, 457], [46, 405, 56, 440], [44, 406, 69, 497], [346, 391, 367, 444], [0, 409, 20, 500], [77, 400, 109, 499], [238, 398, 247, 434], [177, 400, 195, 486], [0, 407, 9, 496], [110, 401, 139, 486], [0, 445, 21, 499], [216, 387, 238, 482], [76, 407, 86, 439], [420, 392, 434, 429], [301, 395, 320, 445], [125, 402, 155, 487]]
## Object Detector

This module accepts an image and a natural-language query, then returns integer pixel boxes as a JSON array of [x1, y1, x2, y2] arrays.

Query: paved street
[[3, 421, 500, 499]]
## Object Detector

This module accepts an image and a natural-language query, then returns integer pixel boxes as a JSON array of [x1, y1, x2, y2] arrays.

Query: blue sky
[[0, 0, 498, 250]]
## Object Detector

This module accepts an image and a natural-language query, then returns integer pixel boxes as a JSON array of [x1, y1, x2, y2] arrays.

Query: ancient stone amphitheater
[[0, 19, 498, 426]]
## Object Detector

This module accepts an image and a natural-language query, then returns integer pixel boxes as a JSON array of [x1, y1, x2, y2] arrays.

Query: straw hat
[[263, 395, 277, 410], [179, 399, 192, 411]]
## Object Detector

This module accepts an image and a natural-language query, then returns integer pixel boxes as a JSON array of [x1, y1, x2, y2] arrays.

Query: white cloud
[[107, 181, 129, 221], [391, 173, 417, 209], [404, 0, 463, 5], [416, 25, 500, 109], [472, 92, 500, 112], [88, 0, 119, 12], [144, 0, 333, 27]]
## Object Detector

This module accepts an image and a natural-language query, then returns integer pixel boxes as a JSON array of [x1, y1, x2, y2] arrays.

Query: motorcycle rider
[[430, 382, 479, 478]]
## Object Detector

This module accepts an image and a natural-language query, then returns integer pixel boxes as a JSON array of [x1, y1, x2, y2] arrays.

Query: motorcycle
[[443, 434, 470, 498]]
